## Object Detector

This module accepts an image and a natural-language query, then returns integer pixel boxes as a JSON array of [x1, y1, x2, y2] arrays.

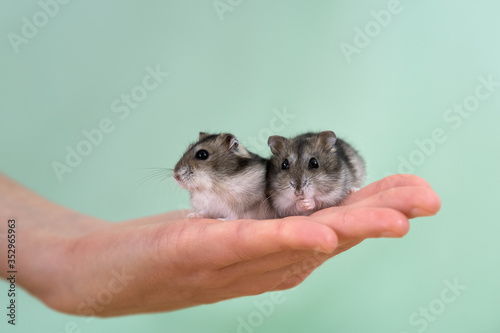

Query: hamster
[[266, 130, 365, 218], [173, 132, 274, 220]]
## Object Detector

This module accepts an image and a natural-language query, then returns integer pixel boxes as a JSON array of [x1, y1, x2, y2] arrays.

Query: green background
[[1, 1, 499, 332]]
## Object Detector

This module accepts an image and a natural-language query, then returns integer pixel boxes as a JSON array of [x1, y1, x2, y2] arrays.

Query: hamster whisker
[[136, 167, 173, 189], [261, 194, 272, 205], [154, 183, 174, 208], [259, 195, 273, 211]]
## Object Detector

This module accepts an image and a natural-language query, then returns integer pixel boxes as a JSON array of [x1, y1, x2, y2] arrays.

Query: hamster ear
[[268, 135, 286, 155], [318, 131, 337, 150], [223, 133, 239, 150], [199, 132, 210, 141]]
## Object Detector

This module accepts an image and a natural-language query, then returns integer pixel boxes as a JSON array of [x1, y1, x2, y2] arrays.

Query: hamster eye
[[308, 158, 319, 169], [195, 149, 209, 160], [281, 159, 289, 170]]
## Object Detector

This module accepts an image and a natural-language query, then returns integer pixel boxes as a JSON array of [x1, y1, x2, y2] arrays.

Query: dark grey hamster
[[266, 131, 365, 218], [173, 132, 274, 220]]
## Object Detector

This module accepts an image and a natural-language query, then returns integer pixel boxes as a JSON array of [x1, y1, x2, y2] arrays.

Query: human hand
[[21, 174, 440, 317]]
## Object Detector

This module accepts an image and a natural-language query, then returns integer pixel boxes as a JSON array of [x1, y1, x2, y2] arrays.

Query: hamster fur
[[266, 130, 365, 218], [173, 132, 274, 220]]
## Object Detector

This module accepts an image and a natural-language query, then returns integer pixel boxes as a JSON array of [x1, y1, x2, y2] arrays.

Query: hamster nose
[[290, 179, 305, 197], [173, 168, 189, 181]]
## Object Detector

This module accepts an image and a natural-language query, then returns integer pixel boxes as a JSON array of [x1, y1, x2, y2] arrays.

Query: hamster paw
[[348, 187, 360, 195], [297, 198, 316, 211], [187, 212, 205, 219]]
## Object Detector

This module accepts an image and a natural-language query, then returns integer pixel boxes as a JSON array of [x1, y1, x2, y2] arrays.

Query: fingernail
[[410, 207, 433, 218], [410, 208, 422, 217]]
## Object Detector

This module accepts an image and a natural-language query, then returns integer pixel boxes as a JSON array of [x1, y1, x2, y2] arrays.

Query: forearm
[[0, 173, 105, 236], [0, 172, 191, 315], [0, 173, 106, 306]]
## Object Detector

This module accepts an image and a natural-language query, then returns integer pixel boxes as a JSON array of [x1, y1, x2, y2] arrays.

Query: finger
[[189, 218, 338, 268], [269, 252, 329, 292], [348, 186, 441, 218], [341, 174, 432, 206], [272, 264, 319, 291], [219, 253, 329, 297], [218, 249, 318, 276], [312, 207, 410, 241]]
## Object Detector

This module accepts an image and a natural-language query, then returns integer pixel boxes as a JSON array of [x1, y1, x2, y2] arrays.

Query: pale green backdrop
[[1, 1, 499, 332]]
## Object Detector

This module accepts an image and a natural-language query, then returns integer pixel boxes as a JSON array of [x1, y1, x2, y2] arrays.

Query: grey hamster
[[266, 130, 365, 218], [173, 132, 274, 220]]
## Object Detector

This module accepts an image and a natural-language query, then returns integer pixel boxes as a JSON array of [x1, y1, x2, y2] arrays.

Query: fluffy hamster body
[[267, 131, 365, 218], [174, 132, 274, 220]]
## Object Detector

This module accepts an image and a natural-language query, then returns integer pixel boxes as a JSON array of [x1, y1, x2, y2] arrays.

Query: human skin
[[0, 173, 440, 317]]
